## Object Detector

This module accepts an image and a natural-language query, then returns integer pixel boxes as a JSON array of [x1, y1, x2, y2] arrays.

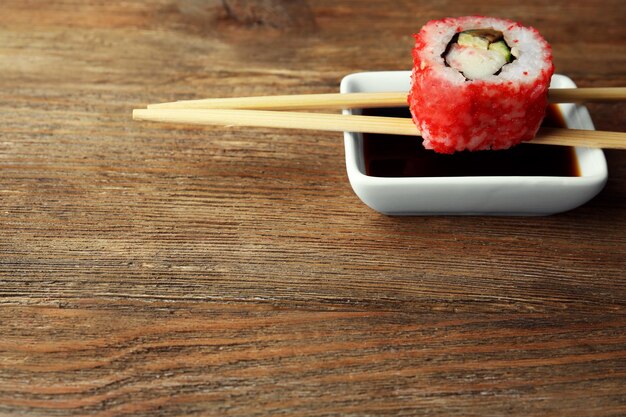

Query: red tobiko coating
[[408, 16, 554, 153]]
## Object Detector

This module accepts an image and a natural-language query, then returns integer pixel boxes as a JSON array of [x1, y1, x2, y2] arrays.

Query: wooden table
[[1, 1, 625, 415]]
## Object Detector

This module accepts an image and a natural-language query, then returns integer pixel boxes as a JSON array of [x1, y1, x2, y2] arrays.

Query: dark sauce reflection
[[362, 105, 580, 177]]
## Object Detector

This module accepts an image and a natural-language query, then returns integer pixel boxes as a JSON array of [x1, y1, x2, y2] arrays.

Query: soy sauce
[[362, 105, 580, 177]]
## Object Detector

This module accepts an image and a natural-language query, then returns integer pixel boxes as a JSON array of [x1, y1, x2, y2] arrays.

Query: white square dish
[[341, 71, 608, 216]]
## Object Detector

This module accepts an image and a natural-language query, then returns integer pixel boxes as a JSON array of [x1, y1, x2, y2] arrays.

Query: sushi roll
[[408, 16, 554, 153]]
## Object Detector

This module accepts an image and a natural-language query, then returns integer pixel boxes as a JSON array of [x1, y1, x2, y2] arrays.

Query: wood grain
[[0, 0, 625, 416]]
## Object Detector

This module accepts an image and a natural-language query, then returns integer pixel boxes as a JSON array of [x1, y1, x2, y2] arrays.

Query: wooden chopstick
[[134, 109, 418, 135], [147, 93, 408, 110], [146, 88, 626, 110], [549, 87, 626, 103], [132, 108, 626, 150]]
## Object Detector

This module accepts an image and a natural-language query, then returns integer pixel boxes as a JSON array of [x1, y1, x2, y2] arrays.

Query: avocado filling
[[444, 29, 517, 80]]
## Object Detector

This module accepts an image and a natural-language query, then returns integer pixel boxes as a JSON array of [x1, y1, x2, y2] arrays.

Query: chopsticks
[[133, 109, 419, 135], [132, 108, 626, 150], [148, 92, 408, 110], [134, 87, 626, 150], [146, 88, 626, 110]]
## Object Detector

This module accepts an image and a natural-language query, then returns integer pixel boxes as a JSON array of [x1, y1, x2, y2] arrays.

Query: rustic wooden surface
[[1, 1, 625, 415]]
